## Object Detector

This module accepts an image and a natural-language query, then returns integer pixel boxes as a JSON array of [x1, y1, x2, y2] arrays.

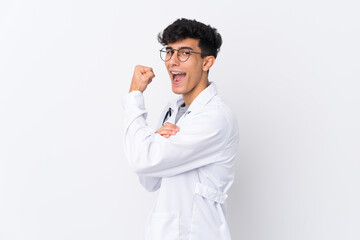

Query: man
[[122, 18, 239, 240]]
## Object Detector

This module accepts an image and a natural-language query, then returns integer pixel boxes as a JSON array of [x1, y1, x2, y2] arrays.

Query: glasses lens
[[178, 49, 191, 62], [160, 48, 172, 61]]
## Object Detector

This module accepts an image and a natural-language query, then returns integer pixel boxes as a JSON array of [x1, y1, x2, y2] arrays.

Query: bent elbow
[[128, 161, 148, 175]]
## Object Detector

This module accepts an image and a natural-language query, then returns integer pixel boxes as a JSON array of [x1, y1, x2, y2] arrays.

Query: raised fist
[[129, 65, 155, 92]]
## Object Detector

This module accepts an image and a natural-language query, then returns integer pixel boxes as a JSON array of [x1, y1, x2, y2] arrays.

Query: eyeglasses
[[159, 47, 201, 62]]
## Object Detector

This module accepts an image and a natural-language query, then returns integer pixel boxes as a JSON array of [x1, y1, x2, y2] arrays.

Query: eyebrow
[[166, 46, 194, 50]]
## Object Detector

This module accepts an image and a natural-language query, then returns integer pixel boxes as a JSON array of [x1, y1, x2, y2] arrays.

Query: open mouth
[[171, 71, 186, 85]]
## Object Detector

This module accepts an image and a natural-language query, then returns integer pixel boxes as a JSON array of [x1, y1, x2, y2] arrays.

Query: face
[[165, 38, 212, 104]]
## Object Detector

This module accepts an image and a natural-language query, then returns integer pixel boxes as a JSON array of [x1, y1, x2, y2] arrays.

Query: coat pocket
[[149, 211, 180, 240]]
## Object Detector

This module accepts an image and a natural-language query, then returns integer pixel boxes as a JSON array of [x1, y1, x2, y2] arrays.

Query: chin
[[171, 86, 183, 94]]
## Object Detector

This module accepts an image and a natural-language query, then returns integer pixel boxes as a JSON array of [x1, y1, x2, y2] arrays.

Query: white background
[[1, 0, 359, 239]]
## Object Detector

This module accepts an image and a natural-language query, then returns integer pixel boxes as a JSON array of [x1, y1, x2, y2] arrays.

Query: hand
[[129, 65, 155, 92], [155, 122, 180, 138]]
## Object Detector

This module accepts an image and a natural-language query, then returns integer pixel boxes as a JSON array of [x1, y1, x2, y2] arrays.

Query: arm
[[125, 65, 176, 191], [123, 92, 229, 178]]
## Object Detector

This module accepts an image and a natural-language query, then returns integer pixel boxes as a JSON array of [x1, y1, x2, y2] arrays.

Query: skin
[[129, 38, 215, 138]]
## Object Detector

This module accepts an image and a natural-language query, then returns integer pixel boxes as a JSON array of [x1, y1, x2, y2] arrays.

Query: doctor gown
[[122, 82, 239, 240]]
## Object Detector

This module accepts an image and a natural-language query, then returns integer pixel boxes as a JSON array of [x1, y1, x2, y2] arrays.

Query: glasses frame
[[159, 47, 202, 62]]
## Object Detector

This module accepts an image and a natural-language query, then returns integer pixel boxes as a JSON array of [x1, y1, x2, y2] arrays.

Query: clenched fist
[[129, 65, 155, 92]]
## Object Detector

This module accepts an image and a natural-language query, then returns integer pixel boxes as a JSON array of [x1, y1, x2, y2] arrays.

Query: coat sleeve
[[135, 100, 170, 192], [122, 91, 230, 178]]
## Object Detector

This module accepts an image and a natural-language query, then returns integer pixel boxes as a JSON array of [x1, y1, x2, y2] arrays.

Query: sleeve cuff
[[122, 91, 145, 110]]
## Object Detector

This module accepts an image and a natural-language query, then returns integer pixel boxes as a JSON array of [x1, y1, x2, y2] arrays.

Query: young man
[[122, 18, 239, 240]]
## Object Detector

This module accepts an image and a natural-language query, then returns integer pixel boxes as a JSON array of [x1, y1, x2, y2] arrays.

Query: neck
[[183, 79, 210, 106]]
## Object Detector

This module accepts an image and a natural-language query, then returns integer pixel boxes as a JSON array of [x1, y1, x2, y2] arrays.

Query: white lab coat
[[122, 82, 239, 240]]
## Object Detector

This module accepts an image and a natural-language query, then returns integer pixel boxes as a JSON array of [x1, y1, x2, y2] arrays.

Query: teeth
[[171, 71, 185, 75]]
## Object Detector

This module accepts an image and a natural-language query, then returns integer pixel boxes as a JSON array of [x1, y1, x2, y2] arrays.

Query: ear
[[202, 56, 215, 72]]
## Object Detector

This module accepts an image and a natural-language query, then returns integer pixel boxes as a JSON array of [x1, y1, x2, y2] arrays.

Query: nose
[[168, 51, 180, 66]]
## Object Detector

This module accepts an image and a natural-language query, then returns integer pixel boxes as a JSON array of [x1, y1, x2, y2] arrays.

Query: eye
[[180, 50, 191, 55], [166, 49, 174, 55]]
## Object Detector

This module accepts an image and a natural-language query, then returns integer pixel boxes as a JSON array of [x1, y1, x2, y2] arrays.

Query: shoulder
[[190, 96, 238, 133], [205, 96, 238, 126]]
